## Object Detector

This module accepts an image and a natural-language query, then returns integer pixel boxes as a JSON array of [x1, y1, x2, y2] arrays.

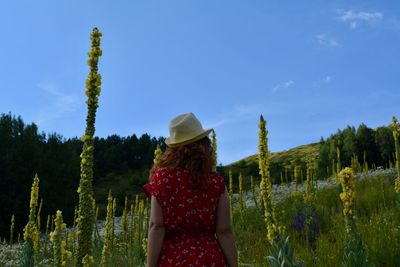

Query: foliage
[[318, 124, 395, 180], [267, 235, 304, 267], [342, 233, 375, 267]]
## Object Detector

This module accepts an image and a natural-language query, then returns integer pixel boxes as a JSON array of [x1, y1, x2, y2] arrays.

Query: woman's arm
[[146, 196, 165, 267], [216, 188, 238, 267]]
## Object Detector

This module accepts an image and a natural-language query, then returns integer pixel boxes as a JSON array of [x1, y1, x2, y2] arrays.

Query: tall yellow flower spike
[[338, 167, 356, 234], [101, 191, 113, 267], [211, 129, 218, 171], [23, 174, 41, 265], [77, 27, 103, 266], [258, 115, 280, 243], [153, 145, 162, 166], [391, 116, 400, 193]]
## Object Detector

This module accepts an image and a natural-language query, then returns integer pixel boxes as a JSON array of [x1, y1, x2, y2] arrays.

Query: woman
[[143, 112, 238, 267]]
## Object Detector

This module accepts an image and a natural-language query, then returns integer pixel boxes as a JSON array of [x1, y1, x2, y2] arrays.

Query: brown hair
[[149, 137, 215, 190]]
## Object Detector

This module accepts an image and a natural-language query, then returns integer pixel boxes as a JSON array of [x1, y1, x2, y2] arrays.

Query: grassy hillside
[[220, 142, 321, 186]]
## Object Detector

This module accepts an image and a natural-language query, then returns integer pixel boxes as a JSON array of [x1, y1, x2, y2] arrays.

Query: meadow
[[1, 158, 399, 266], [0, 28, 399, 267]]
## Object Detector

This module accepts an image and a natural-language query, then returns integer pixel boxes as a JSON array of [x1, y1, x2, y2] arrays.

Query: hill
[[219, 142, 321, 185]]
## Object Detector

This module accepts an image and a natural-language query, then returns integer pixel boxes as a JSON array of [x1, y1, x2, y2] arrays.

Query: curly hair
[[149, 137, 215, 191]]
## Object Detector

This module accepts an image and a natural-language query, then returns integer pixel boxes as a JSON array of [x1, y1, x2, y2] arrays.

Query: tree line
[[0, 113, 164, 239], [317, 123, 395, 179]]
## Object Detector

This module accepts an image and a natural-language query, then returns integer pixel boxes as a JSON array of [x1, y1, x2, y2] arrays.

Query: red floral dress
[[143, 167, 228, 267]]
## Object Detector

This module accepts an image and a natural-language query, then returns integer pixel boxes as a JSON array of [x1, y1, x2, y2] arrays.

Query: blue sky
[[1, 1, 399, 165]]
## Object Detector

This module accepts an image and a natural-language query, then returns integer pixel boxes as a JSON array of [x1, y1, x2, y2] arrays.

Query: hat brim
[[165, 129, 213, 147]]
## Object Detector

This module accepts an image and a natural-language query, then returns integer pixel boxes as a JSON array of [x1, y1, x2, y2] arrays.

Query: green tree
[[374, 126, 394, 166]]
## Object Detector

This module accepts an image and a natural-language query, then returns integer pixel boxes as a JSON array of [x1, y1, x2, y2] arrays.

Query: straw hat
[[165, 112, 213, 147]]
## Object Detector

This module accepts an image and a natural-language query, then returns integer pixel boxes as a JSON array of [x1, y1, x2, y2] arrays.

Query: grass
[[232, 170, 400, 267], [222, 142, 321, 188], [2, 169, 398, 267]]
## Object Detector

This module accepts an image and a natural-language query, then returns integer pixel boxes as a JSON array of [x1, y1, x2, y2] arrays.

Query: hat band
[[166, 129, 212, 147]]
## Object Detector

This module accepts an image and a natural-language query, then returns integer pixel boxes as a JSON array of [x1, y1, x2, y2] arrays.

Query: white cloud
[[337, 10, 383, 29], [323, 75, 332, 83], [313, 75, 332, 87], [207, 104, 261, 128], [315, 34, 341, 47], [36, 83, 79, 124], [272, 80, 294, 93]]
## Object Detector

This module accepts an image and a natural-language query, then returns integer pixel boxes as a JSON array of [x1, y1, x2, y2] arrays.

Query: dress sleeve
[[143, 170, 165, 206]]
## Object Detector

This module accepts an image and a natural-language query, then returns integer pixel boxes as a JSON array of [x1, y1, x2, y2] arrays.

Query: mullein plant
[[35, 198, 43, 253], [391, 116, 400, 194], [338, 168, 374, 267], [122, 196, 129, 244], [303, 160, 313, 204], [135, 199, 146, 261], [134, 195, 140, 215], [2, 238, 8, 260], [22, 174, 40, 267], [92, 204, 100, 247], [76, 27, 103, 266], [338, 168, 356, 234], [141, 200, 149, 261], [337, 147, 342, 174], [363, 151, 368, 173], [332, 159, 336, 179], [294, 166, 300, 192], [351, 154, 361, 174], [10, 215, 15, 245], [391, 116, 400, 214], [129, 203, 135, 246], [267, 236, 304, 267], [101, 191, 113, 267], [153, 144, 162, 166], [313, 160, 318, 190], [36, 198, 43, 229], [258, 115, 303, 266], [211, 129, 218, 171], [250, 176, 259, 209], [238, 173, 245, 213], [50, 210, 72, 267], [111, 197, 117, 250], [285, 166, 289, 186], [258, 115, 280, 243], [139, 200, 149, 262]]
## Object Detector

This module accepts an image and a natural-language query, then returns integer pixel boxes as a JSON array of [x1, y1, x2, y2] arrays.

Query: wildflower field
[[1, 28, 400, 267]]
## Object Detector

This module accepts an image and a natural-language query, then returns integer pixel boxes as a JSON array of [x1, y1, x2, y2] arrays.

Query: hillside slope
[[220, 142, 321, 185]]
